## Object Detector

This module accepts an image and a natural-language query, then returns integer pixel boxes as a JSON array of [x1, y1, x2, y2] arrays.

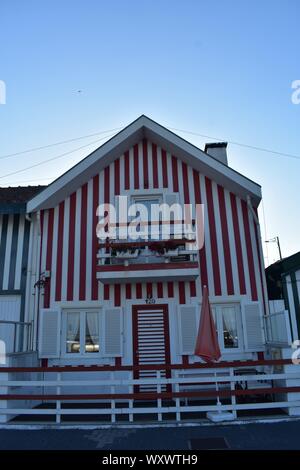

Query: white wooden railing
[[1, 359, 300, 424]]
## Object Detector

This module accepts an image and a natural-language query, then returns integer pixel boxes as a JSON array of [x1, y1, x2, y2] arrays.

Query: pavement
[[0, 420, 300, 450]]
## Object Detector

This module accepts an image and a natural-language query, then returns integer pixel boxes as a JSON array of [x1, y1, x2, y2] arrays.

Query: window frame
[[211, 303, 243, 353], [62, 309, 101, 357]]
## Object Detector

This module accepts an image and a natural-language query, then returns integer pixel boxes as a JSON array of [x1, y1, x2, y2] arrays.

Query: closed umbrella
[[194, 286, 233, 421]]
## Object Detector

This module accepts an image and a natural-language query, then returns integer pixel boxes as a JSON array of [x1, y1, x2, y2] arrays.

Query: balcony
[[96, 238, 199, 283]]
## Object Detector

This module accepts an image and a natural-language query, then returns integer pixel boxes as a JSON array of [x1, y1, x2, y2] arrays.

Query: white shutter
[[38, 308, 61, 358], [178, 305, 197, 355], [102, 307, 123, 357], [241, 302, 265, 351]]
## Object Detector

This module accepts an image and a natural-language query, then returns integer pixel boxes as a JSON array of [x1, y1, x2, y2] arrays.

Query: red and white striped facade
[[38, 140, 266, 309], [26, 116, 268, 366]]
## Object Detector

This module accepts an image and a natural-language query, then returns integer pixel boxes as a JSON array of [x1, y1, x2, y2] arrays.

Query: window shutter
[[38, 308, 61, 358], [178, 305, 197, 355], [241, 302, 265, 351], [102, 308, 123, 357]]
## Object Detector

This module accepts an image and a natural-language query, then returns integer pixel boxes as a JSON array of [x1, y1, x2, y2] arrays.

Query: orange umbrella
[[194, 285, 221, 362]]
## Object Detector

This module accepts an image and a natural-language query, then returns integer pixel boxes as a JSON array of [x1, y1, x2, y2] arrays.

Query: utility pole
[[265, 236, 283, 261]]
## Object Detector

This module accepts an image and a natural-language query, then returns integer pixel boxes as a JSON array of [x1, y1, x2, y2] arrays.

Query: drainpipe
[[247, 195, 269, 317], [32, 211, 42, 352]]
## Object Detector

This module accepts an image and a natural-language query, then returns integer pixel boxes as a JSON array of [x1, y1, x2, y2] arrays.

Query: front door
[[132, 304, 171, 392]]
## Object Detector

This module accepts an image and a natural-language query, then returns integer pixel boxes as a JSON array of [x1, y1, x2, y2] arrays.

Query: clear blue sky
[[1, 0, 299, 265]]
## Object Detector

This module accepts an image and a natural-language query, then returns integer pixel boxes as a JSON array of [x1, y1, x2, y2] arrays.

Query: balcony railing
[[0, 320, 33, 354]]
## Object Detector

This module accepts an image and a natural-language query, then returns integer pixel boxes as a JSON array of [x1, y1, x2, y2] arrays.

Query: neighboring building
[[23, 115, 268, 374], [0, 186, 45, 352], [266, 251, 300, 341]]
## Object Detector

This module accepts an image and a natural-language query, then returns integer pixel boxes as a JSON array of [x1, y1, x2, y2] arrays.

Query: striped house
[[24, 116, 268, 374], [266, 252, 300, 342], [0, 186, 44, 353]]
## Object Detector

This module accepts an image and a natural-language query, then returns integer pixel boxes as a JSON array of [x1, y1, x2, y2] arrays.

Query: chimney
[[204, 142, 228, 165]]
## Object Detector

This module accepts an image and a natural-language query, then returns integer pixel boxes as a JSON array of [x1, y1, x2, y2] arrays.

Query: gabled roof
[[0, 186, 46, 214], [27, 115, 261, 212]]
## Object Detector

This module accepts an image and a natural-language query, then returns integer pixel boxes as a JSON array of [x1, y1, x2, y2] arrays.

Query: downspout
[[32, 211, 42, 352], [247, 195, 269, 317]]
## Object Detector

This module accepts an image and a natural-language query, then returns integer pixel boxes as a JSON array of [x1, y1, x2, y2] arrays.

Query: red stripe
[[179, 281, 186, 304], [67, 192, 76, 301], [230, 193, 246, 294], [161, 149, 168, 188], [167, 282, 174, 297], [182, 162, 190, 204], [205, 177, 221, 295], [152, 143, 158, 188], [241, 200, 258, 301], [217, 185, 234, 295], [134, 144, 139, 189], [104, 166, 109, 204], [136, 283, 142, 299], [124, 150, 130, 190], [190, 281, 196, 297], [114, 159, 120, 196], [114, 284, 121, 306], [172, 155, 179, 192], [104, 285, 110, 300], [146, 282, 152, 297], [79, 184, 87, 301], [143, 139, 149, 189], [45, 208, 54, 307], [157, 282, 163, 298], [193, 170, 208, 289], [55, 201, 64, 301], [92, 175, 99, 300], [126, 283, 132, 299]]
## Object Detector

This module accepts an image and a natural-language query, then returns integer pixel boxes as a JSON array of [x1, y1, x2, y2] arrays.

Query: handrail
[[0, 358, 293, 373]]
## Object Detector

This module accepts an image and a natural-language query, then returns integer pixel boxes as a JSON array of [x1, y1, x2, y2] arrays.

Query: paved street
[[0, 420, 300, 450]]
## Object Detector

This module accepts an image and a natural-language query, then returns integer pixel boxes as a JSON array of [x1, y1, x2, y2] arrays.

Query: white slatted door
[[133, 305, 171, 392]]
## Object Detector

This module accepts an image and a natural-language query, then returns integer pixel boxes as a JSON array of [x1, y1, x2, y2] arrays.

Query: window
[[131, 195, 162, 240], [64, 310, 100, 355], [211, 304, 242, 351]]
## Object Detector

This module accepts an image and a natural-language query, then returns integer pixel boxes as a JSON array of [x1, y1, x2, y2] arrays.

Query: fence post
[[229, 367, 237, 419], [156, 370, 162, 422], [56, 372, 61, 424]]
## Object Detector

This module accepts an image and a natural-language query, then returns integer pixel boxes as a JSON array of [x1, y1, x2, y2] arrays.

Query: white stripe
[[148, 141, 153, 190], [85, 179, 93, 301], [73, 188, 81, 301], [14, 216, 25, 290], [166, 151, 172, 189], [2, 215, 14, 290], [50, 206, 59, 305], [129, 146, 134, 190], [61, 197, 70, 301], [224, 189, 239, 295], [138, 141, 143, 189]]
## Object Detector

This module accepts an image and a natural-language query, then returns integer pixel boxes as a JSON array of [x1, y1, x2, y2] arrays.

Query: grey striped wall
[[0, 213, 31, 320]]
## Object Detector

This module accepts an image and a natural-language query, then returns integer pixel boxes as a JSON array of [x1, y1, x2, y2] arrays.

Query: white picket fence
[[1, 359, 300, 424]]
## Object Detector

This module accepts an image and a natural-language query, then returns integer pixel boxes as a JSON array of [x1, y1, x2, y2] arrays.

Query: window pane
[[85, 312, 99, 353], [222, 307, 238, 348], [66, 312, 80, 353]]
